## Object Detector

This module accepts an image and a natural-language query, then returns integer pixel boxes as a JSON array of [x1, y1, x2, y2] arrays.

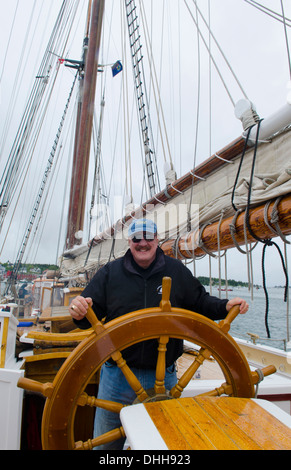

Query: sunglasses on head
[[131, 232, 156, 243]]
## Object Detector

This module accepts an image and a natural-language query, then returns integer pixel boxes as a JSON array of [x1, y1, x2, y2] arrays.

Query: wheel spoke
[[77, 393, 126, 413], [74, 427, 125, 450], [195, 381, 234, 398], [218, 305, 240, 333], [154, 335, 169, 394], [111, 349, 149, 402], [170, 347, 212, 398], [85, 306, 106, 335]]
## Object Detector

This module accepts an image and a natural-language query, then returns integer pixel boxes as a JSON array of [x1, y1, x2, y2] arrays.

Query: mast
[[66, 0, 105, 250]]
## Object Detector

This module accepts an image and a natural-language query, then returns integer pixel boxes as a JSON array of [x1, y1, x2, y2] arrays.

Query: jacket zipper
[[140, 278, 148, 365], [144, 278, 147, 308]]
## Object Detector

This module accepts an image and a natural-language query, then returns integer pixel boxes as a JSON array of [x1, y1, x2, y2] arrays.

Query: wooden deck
[[121, 397, 291, 450], [177, 350, 224, 380]]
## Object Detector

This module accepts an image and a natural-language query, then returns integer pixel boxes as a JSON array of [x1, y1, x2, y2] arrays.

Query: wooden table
[[120, 397, 291, 450]]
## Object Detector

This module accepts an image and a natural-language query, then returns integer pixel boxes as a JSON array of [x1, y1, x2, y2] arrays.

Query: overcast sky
[[0, 0, 290, 286]]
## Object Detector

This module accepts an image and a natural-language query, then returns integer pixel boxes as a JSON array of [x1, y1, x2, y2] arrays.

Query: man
[[69, 218, 248, 449]]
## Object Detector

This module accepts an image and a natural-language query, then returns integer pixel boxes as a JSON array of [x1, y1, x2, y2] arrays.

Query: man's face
[[128, 233, 159, 268]]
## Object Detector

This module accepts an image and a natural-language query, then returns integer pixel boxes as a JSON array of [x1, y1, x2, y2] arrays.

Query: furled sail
[[60, 121, 291, 278]]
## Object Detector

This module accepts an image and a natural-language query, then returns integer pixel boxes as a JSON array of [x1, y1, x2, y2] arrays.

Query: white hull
[[0, 309, 24, 450], [0, 367, 24, 450]]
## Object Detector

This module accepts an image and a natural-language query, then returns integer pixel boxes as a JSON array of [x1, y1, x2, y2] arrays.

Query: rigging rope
[[5, 71, 78, 292], [139, 0, 178, 176], [0, 0, 80, 232], [121, 7, 133, 203], [27, 99, 78, 264], [280, 0, 291, 80], [243, 0, 291, 27], [139, 0, 174, 173], [124, 0, 159, 198], [0, 0, 37, 159], [231, 120, 289, 338], [185, 0, 249, 236], [184, 0, 248, 107], [0, 0, 19, 82], [208, 0, 212, 158], [243, 0, 291, 78], [262, 240, 289, 338], [187, 2, 201, 233]]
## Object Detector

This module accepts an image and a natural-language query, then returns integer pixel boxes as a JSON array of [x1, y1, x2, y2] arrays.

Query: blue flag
[[112, 60, 123, 77]]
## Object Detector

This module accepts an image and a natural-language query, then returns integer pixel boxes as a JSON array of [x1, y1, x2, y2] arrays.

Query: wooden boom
[[161, 194, 291, 259]]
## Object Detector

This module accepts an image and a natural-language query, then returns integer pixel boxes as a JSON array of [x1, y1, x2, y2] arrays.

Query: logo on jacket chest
[[157, 285, 162, 295]]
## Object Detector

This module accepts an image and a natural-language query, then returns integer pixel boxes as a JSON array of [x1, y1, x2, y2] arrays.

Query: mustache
[[135, 245, 151, 251]]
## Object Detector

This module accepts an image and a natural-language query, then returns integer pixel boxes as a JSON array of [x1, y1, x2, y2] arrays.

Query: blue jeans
[[93, 362, 177, 450]]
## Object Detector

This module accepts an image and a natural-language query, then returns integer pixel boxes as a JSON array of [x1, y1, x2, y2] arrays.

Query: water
[[1, 279, 290, 350], [207, 286, 290, 351]]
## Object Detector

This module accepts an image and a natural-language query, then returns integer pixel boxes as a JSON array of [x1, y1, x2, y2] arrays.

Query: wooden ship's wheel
[[18, 277, 275, 450]]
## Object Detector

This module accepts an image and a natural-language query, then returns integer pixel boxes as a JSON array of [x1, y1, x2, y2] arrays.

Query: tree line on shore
[[1, 262, 58, 274], [197, 276, 249, 287]]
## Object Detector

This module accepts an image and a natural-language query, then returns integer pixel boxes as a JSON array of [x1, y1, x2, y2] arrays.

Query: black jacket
[[75, 247, 228, 368]]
